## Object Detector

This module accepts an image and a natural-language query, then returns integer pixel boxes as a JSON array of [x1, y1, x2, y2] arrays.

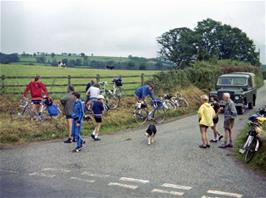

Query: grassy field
[[0, 64, 158, 98]]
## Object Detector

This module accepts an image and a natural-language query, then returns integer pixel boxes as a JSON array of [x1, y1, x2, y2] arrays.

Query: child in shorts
[[91, 95, 105, 141]]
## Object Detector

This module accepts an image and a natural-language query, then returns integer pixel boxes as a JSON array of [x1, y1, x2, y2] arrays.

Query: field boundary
[[1, 74, 153, 96]]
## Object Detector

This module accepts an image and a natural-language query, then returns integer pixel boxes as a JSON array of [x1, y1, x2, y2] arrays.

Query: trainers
[[219, 144, 228, 149], [72, 147, 81, 152], [226, 144, 233, 148], [210, 139, 217, 143], [91, 134, 96, 140], [199, 145, 207, 149], [72, 138, 76, 143], [94, 137, 101, 141], [64, 138, 72, 143], [218, 135, 223, 141]]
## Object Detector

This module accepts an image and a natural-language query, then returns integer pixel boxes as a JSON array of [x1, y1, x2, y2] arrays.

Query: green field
[[0, 64, 158, 98]]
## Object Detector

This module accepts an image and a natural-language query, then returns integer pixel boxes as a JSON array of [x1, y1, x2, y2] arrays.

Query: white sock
[[92, 130, 96, 135]]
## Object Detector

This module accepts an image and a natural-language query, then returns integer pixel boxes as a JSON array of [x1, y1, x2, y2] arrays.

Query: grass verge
[[0, 86, 204, 147]]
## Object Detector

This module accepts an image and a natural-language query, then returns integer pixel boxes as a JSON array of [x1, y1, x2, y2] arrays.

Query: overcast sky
[[1, 0, 265, 63]]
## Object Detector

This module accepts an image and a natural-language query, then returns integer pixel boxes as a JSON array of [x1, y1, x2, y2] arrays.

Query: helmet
[[97, 95, 105, 100]]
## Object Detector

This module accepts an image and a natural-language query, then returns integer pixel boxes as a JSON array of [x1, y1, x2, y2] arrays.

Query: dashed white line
[[108, 182, 138, 190], [119, 177, 150, 184], [42, 168, 71, 173], [29, 172, 56, 178], [81, 171, 110, 178], [161, 183, 192, 190], [152, 188, 184, 196], [70, 177, 95, 183], [0, 169, 18, 174], [207, 190, 243, 198]]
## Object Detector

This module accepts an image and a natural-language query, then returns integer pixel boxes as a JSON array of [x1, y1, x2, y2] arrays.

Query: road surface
[[1, 81, 266, 198]]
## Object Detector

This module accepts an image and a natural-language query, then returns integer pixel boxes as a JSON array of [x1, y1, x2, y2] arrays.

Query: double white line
[[152, 183, 192, 196]]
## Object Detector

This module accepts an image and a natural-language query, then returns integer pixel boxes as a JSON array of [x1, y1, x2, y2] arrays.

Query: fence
[[0, 74, 153, 97]]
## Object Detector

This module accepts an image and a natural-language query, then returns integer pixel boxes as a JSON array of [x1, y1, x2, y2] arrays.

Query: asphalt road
[[1, 82, 266, 198]]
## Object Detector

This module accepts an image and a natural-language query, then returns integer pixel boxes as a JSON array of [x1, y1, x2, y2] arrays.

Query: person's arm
[[198, 105, 203, 121], [41, 82, 48, 97], [23, 82, 30, 97], [230, 102, 237, 118]]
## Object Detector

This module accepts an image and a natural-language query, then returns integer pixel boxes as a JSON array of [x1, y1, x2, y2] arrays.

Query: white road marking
[[161, 183, 192, 190], [201, 196, 222, 198], [0, 169, 18, 174], [81, 171, 110, 178], [207, 190, 243, 198], [42, 168, 71, 173], [152, 188, 184, 196], [70, 177, 95, 183], [119, 177, 150, 184], [29, 172, 55, 178], [108, 182, 138, 190]]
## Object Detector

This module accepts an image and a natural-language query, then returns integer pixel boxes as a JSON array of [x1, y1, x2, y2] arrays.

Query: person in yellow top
[[198, 95, 216, 149]]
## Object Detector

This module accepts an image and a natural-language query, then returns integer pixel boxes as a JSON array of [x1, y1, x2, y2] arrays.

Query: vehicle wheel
[[253, 95, 256, 106], [237, 106, 244, 115], [244, 138, 257, 163], [133, 108, 148, 124], [248, 102, 253, 109], [153, 108, 166, 124]]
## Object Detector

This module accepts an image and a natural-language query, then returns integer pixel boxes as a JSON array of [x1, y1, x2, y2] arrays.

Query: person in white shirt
[[86, 84, 100, 107]]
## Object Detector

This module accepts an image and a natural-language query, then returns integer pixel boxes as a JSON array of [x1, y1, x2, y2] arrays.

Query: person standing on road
[[23, 75, 48, 120], [198, 95, 216, 149], [209, 96, 223, 143], [60, 85, 75, 143], [71, 92, 85, 152], [219, 93, 237, 149], [91, 95, 105, 141]]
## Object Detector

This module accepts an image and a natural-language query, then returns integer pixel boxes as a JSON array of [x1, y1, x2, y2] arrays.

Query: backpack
[[47, 104, 60, 117]]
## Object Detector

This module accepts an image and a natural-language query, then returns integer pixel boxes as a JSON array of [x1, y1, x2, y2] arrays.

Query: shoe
[[226, 144, 233, 148], [199, 145, 207, 149], [64, 138, 72, 143], [82, 140, 86, 144], [210, 139, 217, 143], [72, 139, 76, 143], [219, 144, 228, 149], [218, 135, 223, 141], [72, 147, 81, 152], [206, 144, 210, 148], [94, 137, 101, 141], [91, 134, 96, 140]]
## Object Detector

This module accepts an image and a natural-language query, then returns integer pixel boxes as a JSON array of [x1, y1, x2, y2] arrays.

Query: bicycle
[[239, 116, 266, 163], [133, 99, 167, 124], [161, 92, 189, 109], [99, 81, 121, 110]]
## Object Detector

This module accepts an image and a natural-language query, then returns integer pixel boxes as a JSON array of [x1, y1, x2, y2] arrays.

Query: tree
[[51, 53, 55, 58], [157, 27, 197, 69], [36, 56, 46, 64], [0, 53, 19, 64]]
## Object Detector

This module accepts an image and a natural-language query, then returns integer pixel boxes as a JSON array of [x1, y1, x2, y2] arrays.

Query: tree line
[[157, 18, 260, 69]]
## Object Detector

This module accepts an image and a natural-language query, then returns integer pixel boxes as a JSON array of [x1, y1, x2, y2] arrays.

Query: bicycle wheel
[[107, 95, 120, 110], [178, 98, 189, 107], [244, 138, 257, 163], [164, 99, 176, 110], [153, 108, 166, 124], [133, 108, 148, 124]]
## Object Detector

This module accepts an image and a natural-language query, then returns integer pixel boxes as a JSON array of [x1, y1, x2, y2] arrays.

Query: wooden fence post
[[141, 73, 144, 86], [68, 75, 71, 86], [96, 74, 100, 83], [1, 75, 5, 94]]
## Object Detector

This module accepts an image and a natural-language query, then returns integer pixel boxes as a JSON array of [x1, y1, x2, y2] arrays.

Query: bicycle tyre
[[178, 98, 189, 107], [164, 99, 176, 110], [107, 95, 120, 110], [153, 108, 166, 124], [244, 138, 257, 163], [133, 108, 148, 124]]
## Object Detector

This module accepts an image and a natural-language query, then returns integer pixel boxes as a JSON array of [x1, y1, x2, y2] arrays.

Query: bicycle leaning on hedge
[[161, 92, 189, 110], [239, 115, 266, 163]]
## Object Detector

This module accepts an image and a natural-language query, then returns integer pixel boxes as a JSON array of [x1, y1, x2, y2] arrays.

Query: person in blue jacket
[[135, 84, 156, 103], [71, 92, 85, 152]]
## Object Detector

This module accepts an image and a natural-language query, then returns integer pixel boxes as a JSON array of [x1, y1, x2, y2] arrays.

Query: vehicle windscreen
[[217, 77, 247, 86]]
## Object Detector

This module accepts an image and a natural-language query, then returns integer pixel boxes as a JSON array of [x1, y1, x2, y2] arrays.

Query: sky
[[0, 0, 265, 63]]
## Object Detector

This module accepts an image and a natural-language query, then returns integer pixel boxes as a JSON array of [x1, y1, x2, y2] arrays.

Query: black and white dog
[[145, 124, 157, 145]]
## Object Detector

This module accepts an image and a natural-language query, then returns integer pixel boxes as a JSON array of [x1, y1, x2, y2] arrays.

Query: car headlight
[[235, 96, 240, 100]]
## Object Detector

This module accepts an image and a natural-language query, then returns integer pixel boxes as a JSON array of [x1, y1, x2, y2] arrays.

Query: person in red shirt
[[23, 75, 48, 117]]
